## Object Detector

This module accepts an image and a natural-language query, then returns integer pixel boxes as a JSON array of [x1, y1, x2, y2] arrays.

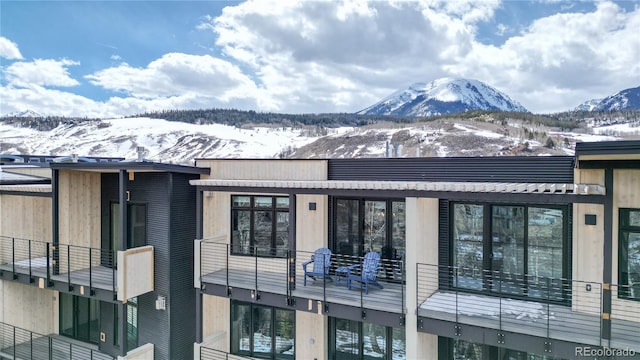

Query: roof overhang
[[50, 162, 210, 175], [190, 179, 606, 204]]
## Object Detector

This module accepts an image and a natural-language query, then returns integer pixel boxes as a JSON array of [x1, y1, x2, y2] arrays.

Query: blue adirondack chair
[[347, 251, 384, 294], [302, 248, 333, 286]]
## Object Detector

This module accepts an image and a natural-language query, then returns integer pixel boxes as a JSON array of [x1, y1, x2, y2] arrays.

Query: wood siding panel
[[202, 296, 229, 351], [296, 195, 328, 252], [0, 194, 52, 241], [0, 281, 57, 335], [197, 160, 328, 181], [58, 170, 100, 248]]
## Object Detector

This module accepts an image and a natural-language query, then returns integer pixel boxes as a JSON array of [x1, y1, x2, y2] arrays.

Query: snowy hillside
[[2, 114, 637, 164], [574, 99, 603, 111], [594, 86, 640, 111], [359, 78, 528, 117]]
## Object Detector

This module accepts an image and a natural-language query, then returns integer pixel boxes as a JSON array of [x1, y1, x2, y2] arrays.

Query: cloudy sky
[[1, 0, 639, 118]]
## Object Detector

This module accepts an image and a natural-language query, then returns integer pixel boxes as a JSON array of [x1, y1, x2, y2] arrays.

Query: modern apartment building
[[1, 139, 639, 360], [0, 157, 207, 359], [192, 140, 640, 360]]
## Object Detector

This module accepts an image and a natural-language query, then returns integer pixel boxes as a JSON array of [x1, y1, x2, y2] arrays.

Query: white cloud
[[0, 37, 23, 60], [86, 53, 261, 103], [444, 1, 640, 112], [110, 54, 122, 61], [5, 59, 80, 88], [2, 0, 638, 116]]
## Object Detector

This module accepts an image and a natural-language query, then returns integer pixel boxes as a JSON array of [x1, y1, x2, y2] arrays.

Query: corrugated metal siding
[[328, 157, 575, 183], [127, 172, 171, 360], [438, 199, 450, 289], [576, 140, 640, 155], [168, 173, 198, 360]]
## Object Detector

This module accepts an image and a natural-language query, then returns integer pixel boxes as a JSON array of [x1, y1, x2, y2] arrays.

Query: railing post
[[226, 244, 230, 294], [12, 237, 16, 279], [360, 255, 365, 320], [29, 239, 33, 281], [400, 260, 405, 325], [67, 245, 72, 291], [49, 336, 53, 360], [13, 325, 16, 360], [89, 248, 93, 294]]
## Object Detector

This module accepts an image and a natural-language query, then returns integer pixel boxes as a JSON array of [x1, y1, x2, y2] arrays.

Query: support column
[[52, 169, 59, 275], [118, 170, 128, 356], [196, 188, 203, 343], [405, 197, 439, 360], [602, 168, 613, 344], [289, 194, 297, 291]]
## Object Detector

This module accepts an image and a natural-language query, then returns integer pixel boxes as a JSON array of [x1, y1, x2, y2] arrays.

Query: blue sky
[[1, 0, 639, 117]]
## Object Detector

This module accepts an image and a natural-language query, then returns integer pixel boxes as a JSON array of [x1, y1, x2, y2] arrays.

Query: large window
[[441, 338, 566, 360], [108, 203, 147, 267], [230, 301, 294, 359], [232, 196, 289, 257], [333, 198, 405, 281], [59, 293, 100, 344], [451, 203, 569, 301], [329, 317, 405, 359], [619, 208, 640, 300]]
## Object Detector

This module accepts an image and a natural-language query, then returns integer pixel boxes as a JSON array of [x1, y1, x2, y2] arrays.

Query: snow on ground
[[453, 123, 503, 139], [421, 292, 552, 321]]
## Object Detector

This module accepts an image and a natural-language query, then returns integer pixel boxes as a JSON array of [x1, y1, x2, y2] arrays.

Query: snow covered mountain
[[593, 86, 640, 111], [574, 99, 603, 111], [358, 78, 528, 116], [2, 110, 43, 118]]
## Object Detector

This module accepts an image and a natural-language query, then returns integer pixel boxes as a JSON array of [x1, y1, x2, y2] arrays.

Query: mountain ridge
[[359, 78, 528, 117]]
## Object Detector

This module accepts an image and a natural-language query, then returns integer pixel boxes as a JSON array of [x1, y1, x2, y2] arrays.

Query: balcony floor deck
[[0, 261, 116, 292], [0, 334, 112, 360], [419, 291, 640, 352], [202, 268, 405, 314]]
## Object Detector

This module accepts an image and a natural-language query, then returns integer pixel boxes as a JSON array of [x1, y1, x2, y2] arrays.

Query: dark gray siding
[[168, 173, 198, 360], [328, 157, 575, 183], [128, 172, 171, 360], [576, 140, 640, 156]]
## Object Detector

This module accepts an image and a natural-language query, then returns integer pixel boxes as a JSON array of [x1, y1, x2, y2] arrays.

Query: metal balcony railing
[[198, 238, 405, 319], [0, 236, 117, 296], [0, 322, 114, 360], [200, 346, 254, 360], [417, 263, 640, 352]]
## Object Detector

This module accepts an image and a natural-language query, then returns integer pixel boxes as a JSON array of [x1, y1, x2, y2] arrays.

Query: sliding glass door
[[451, 203, 569, 301], [60, 293, 100, 344]]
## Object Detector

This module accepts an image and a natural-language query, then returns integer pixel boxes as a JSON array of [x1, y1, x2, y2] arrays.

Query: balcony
[[195, 237, 405, 326], [416, 263, 640, 353], [0, 236, 154, 302], [0, 322, 114, 360]]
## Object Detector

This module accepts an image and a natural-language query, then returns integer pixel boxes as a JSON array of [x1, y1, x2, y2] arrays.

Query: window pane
[[59, 293, 74, 338], [275, 212, 289, 257], [391, 327, 406, 360], [254, 211, 273, 256], [528, 208, 564, 278], [231, 303, 251, 354], [362, 323, 386, 358], [364, 201, 386, 254], [336, 199, 361, 257], [253, 306, 273, 356], [255, 196, 273, 208], [453, 204, 484, 290], [128, 204, 146, 248], [624, 209, 640, 227], [276, 197, 290, 209], [233, 196, 250, 207], [453, 339, 484, 360], [391, 201, 406, 261], [620, 230, 640, 300], [232, 210, 251, 254], [274, 309, 295, 359], [492, 206, 525, 295], [127, 297, 138, 350], [334, 319, 360, 357]]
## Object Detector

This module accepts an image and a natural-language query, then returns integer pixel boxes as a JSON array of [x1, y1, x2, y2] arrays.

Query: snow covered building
[[192, 140, 640, 360]]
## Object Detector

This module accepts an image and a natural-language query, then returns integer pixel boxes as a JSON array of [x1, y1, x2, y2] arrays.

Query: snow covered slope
[[3, 114, 634, 164], [359, 78, 528, 116], [594, 86, 640, 111]]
